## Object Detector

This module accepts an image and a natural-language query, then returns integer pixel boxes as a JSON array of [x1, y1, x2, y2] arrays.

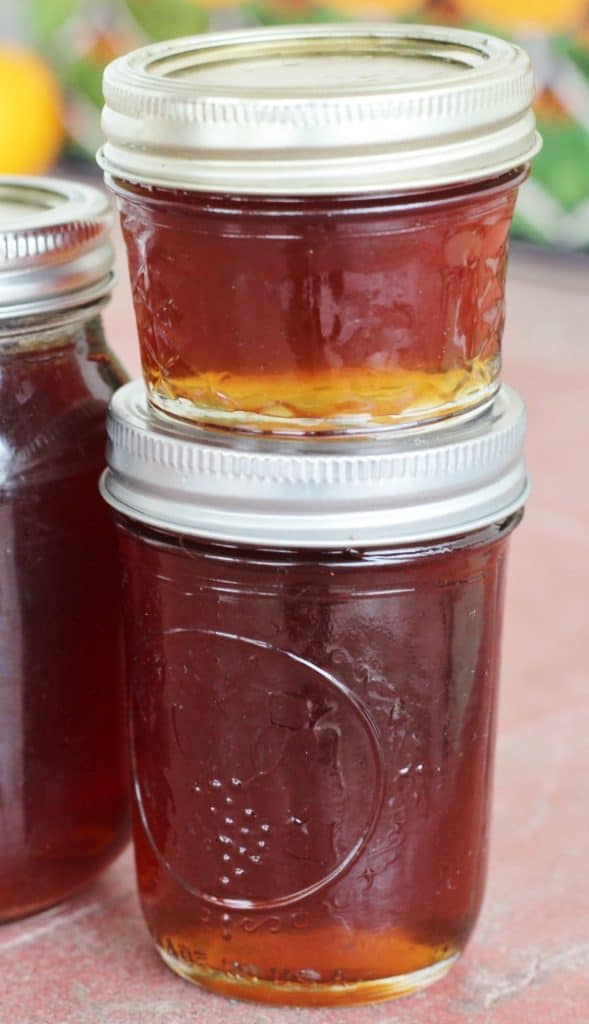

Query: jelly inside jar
[[114, 170, 524, 435], [0, 322, 129, 921], [117, 517, 517, 1005]]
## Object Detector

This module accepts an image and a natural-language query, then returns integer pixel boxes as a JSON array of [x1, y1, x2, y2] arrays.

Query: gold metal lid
[[99, 23, 540, 195]]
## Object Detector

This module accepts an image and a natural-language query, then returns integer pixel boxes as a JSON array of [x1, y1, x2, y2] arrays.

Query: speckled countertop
[[1, 239, 588, 1024]]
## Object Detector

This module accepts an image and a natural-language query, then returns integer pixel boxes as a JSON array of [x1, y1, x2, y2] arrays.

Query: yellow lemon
[[0, 46, 63, 175], [456, 0, 587, 31]]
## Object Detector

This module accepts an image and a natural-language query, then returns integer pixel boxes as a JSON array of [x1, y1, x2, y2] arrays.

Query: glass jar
[[0, 178, 130, 922], [100, 24, 539, 436], [101, 379, 528, 1006]]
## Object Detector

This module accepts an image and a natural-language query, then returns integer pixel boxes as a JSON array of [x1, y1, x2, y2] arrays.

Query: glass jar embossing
[[102, 380, 528, 1005], [133, 629, 386, 910]]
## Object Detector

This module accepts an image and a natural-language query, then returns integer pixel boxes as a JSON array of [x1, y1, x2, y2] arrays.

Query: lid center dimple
[[149, 37, 482, 95], [0, 185, 65, 228]]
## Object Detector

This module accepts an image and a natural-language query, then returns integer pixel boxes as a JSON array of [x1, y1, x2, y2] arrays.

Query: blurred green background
[[1, 0, 589, 249]]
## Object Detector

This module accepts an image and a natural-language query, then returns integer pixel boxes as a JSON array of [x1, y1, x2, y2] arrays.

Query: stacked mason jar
[[98, 23, 538, 1008]]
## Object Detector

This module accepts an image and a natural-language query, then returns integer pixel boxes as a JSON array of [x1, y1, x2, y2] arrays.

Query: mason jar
[[99, 23, 539, 437], [0, 177, 130, 921], [101, 379, 528, 1005]]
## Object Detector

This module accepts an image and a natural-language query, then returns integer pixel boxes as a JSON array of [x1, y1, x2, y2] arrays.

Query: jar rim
[[115, 509, 524, 565], [106, 164, 529, 214]]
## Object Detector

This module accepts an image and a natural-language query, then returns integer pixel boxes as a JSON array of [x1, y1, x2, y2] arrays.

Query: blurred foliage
[[25, 0, 78, 42], [535, 119, 589, 209], [125, 0, 207, 40]]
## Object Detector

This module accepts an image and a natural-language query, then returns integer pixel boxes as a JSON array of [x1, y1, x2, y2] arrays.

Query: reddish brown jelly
[[0, 316, 130, 921], [116, 514, 518, 1005], [112, 171, 523, 435]]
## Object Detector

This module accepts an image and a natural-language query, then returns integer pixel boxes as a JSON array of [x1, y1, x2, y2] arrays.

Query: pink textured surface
[[1, 237, 588, 1023]]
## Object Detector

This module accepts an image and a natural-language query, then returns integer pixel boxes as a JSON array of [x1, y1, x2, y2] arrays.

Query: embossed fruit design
[[133, 630, 384, 908]]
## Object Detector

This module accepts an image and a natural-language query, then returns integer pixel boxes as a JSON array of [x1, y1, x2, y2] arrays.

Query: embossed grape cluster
[[193, 777, 273, 889]]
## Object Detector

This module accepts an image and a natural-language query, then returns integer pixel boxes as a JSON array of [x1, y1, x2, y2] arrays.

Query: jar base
[[0, 828, 130, 925], [148, 389, 497, 440], [157, 945, 460, 1007]]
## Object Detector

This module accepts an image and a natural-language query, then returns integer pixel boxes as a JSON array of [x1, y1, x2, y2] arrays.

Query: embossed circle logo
[[132, 630, 385, 909]]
